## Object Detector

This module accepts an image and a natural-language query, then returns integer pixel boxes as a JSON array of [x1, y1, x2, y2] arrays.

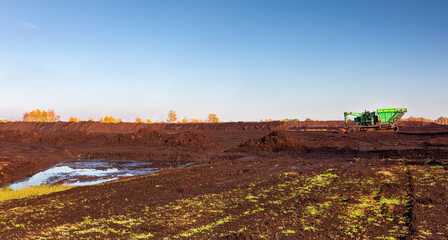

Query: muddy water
[[9, 159, 199, 190]]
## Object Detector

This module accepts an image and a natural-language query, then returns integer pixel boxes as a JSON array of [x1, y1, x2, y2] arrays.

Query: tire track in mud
[[402, 166, 416, 240], [402, 159, 448, 240]]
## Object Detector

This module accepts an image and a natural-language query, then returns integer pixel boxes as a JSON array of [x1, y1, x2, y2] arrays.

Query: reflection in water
[[9, 159, 198, 190]]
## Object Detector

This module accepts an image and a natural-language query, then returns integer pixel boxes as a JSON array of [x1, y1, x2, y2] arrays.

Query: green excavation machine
[[344, 108, 407, 132]]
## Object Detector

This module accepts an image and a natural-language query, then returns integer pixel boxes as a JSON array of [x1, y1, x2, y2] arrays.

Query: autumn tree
[[145, 118, 153, 124], [23, 109, 60, 122], [100, 116, 122, 123], [69, 117, 80, 122], [181, 117, 189, 123], [167, 110, 177, 123], [135, 117, 143, 123], [207, 113, 219, 123], [436, 117, 448, 125], [191, 119, 200, 123], [88, 118, 95, 122]]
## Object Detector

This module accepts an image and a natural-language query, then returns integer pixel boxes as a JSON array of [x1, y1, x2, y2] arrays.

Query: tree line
[[403, 116, 448, 125], [2, 109, 447, 125], [16, 109, 220, 123]]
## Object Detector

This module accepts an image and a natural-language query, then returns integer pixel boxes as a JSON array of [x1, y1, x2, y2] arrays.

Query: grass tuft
[[0, 185, 72, 202]]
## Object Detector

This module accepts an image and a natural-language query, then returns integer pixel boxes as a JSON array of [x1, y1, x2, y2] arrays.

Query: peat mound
[[163, 131, 219, 150], [229, 131, 305, 152], [101, 129, 163, 145]]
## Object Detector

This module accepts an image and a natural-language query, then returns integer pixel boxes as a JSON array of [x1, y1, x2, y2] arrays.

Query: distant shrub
[[181, 117, 189, 123], [167, 110, 177, 123], [135, 117, 143, 123], [305, 118, 314, 122], [436, 117, 448, 125], [283, 119, 300, 122], [100, 116, 122, 123], [404, 116, 433, 122], [145, 118, 153, 124], [191, 119, 200, 123], [23, 109, 60, 122], [207, 113, 219, 123], [0, 119, 9, 123], [88, 118, 95, 122], [68, 117, 80, 123]]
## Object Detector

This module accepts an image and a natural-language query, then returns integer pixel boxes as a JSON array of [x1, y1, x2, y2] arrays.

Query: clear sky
[[1, 0, 447, 122]]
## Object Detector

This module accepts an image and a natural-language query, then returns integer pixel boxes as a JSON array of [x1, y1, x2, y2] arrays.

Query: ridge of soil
[[0, 121, 291, 134], [0, 129, 219, 150], [1, 120, 446, 135]]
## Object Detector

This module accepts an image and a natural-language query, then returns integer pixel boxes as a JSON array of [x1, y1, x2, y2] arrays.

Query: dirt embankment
[[0, 121, 446, 135], [0, 129, 219, 150], [398, 121, 448, 131], [0, 121, 290, 134]]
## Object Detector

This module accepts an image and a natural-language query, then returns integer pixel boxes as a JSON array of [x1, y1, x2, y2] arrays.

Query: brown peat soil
[[0, 121, 448, 239]]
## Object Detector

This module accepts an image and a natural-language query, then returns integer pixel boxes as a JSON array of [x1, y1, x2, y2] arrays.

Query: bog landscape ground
[[0, 121, 448, 239]]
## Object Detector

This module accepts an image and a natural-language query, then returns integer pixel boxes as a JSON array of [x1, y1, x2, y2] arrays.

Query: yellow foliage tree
[[100, 116, 122, 123], [207, 113, 219, 123], [436, 117, 448, 125], [23, 109, 60, 122], [88, 118, 95, 122], [145, 118, 153, 124], [167, 110, 177, 123], [181, 117, 189, 123], [135, 117, 143, 123], [191, 118, 200, 123], [68, 117, 80, 123]]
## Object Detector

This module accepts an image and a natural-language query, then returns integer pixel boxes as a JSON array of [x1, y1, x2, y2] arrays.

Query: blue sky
[[0, 0, 447, 121]]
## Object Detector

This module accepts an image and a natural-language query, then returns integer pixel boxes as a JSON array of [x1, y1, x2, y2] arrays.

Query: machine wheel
[[393, 126, 399, 132]]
